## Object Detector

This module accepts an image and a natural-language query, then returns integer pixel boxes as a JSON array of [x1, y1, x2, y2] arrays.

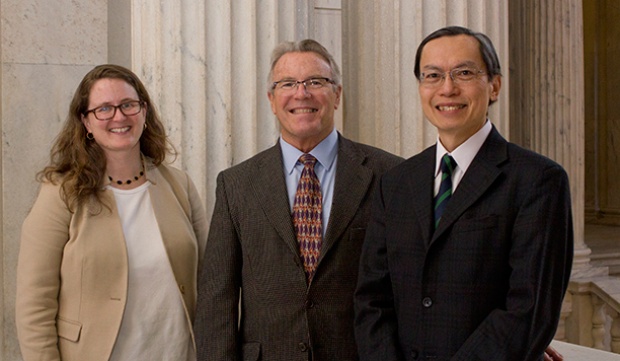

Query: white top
[[434, 120, 493, 196], [108, 182, 194, 361]]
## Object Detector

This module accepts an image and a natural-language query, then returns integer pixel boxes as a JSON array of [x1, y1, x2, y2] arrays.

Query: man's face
[[268, 51, 342, 152], [418, 34, 501, 150]]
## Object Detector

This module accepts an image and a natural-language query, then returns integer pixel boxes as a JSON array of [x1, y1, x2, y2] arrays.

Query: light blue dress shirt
[[280, 129, 338, 238]]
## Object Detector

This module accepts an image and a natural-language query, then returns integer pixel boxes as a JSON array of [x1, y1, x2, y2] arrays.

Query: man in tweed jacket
[[194, 39, 402, 361]]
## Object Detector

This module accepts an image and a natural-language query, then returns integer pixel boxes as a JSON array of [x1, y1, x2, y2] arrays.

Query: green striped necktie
[[434, 154, 456, 228]]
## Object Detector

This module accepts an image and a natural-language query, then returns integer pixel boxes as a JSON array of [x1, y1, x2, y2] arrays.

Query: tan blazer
[[16, 160, 208, 361]]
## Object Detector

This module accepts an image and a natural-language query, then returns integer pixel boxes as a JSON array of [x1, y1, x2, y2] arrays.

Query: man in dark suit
[[194, 39, 402, 361], [354, 26, 573, 361]]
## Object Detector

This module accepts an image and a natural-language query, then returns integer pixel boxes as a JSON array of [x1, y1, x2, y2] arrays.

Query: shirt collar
[[435, 119, 492, 176], [281, 128, 338, 175]]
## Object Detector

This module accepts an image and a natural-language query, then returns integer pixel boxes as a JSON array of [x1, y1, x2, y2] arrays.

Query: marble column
[[128, 0, 343, 220], [342, 0, 509, 157], [509, 0, 592, 274]]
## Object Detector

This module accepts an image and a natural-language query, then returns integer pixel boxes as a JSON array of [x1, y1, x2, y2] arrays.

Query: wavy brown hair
[[39, 64, 176, 213]]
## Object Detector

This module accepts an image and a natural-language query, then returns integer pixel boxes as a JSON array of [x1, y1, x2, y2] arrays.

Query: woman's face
[[81, 78, 147, 158]]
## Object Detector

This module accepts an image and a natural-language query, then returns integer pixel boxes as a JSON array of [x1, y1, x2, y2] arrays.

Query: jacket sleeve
[[354, 176, 405, 361], [452, 164, 573, 361], [16, 182, 71, 361], [195, 172, 241, 361]]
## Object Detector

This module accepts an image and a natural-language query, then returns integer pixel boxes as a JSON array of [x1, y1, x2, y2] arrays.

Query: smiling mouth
[[290, 108, 318, 114], [110, 126, 131, 133], [437, 105, 466, 111]]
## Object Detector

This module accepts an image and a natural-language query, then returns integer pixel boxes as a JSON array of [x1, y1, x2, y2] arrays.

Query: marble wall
[[1, 0, 108, 358], [342, 1, 510, 156], [0, 0, 586, 359]]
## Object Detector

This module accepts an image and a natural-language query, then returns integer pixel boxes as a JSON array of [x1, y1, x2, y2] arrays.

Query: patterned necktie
[[434, 154, 456, 228], [293, 154, 323, 282]]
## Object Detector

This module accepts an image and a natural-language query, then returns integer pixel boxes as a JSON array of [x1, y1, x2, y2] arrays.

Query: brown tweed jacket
[[194, 134, 402, 361]]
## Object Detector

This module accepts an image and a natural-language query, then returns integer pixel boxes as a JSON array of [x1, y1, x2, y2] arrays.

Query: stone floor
[[552, 340, 620, 360]]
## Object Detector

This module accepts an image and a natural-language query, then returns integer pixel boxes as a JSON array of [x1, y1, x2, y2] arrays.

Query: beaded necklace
[[107, 161, 145, 185]]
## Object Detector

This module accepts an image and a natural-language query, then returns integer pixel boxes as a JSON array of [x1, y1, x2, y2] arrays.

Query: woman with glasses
[[15, 64, 207, 361]]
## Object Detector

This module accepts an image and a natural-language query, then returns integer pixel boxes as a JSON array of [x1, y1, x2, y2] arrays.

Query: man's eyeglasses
[[272, 77, 335, 93], [84, 100, 144, 121], [419, 67, 486, 87]]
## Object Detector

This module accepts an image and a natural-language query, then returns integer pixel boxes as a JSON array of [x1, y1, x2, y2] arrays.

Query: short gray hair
[[268, 39, 341, 92]]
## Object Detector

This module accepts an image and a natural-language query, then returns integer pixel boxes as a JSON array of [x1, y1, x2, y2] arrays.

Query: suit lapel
[[251, 143, 300, 257], [431, 127, 508, 242], [406, 147, 436, 247], [320, 136, 374, 262]]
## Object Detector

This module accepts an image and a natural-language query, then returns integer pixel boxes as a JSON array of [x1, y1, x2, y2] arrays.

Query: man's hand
[[544, 345, 563, 361]]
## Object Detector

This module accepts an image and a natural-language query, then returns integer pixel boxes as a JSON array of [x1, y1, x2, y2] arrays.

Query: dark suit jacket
[[195, 134, 402, 361], [354, 127, 573, 361]]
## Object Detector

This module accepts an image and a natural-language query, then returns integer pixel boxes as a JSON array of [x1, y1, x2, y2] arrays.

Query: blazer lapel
[[406, 147, 436, 247], [251, 143, 300, 258], [146, 163, 198, 303], [320, 136, 373, 263], [431, 127, 507, 242]]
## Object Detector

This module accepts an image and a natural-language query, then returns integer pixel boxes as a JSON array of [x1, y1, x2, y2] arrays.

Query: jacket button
[[305, 300, 315, 309], [422, 297, 433, 308], [411, 349, 419, 359], [298, 342, 308, 352], [179, 284, 186, 294]]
